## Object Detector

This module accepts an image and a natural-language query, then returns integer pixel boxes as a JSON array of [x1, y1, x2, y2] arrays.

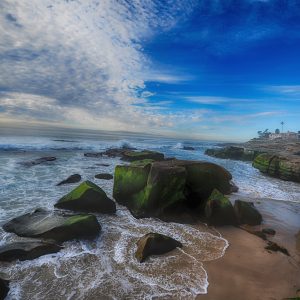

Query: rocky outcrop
[[135, 232, 182, 262], [0, 241, 62, 262], [252, 153, 300, 182], [183, 146, 195, 151], [205, 146, 259, 161], [21, 157, 56, 167], [234, 200, 262, 225], [55, 181, 116, 213], [56, 174, 81, 186], [0, 276, 9, 300], [113, 159, 233, 218], [94, 173, 113, 180], [205, 189, 237, 226], [3, 209, 101, 242]]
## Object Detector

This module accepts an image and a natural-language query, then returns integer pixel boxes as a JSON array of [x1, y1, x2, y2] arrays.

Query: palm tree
[[280, 121, 284, 133]]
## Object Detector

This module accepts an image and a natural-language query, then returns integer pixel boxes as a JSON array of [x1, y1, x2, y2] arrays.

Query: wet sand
[[197, 199, 300, 300]]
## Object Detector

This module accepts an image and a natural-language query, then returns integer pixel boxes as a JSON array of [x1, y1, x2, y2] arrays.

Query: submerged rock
[[94, 173, 113, 180], [55, 181, 116, 213], [56, 174, 81, 186], [3, 209, 101, 242], [0, 276, 9, 300], [265, 241, 290, 256], [21, 157, 56, 167], [135, 232, 182, 262], [252, 153, 300, 183], [0, 241, 62, 262], [205, 189, 237, 226], [113, 159, 233, 218], [234, 200, 262, 225], [183, 146, 195, 151]]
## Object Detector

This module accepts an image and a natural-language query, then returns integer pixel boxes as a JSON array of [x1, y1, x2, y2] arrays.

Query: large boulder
[[205, 189, 237, 226], [55, 181, 116, 213], [253, 153, 300, 183], [56, 174, 81, 186], [135, 232, 182, 262], [0, 241, 62, 262], [3, 209, 101, 242], [0, 276, 9, 300], [121, 150, 164, 162], [234, 200, 262, 225], [205, 146, 259, 161], [113, 159, 233, 218]]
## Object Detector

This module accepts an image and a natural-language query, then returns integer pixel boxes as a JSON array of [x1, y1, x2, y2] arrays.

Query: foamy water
[[0, 129, 300, 299]]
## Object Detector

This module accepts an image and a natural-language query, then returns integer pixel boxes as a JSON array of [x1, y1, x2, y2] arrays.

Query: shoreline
[[197, 198, 300, 300]]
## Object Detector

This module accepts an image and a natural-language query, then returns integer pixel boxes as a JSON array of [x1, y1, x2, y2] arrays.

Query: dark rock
[[121, 150, 164, 162], [205, 189, 237, 226], [135, 232, 182, 262], [55, 181, 116, 213], [265, 241, 290, 256], [84, 153, 103, 158], [84, 146, 136, 159], [95, 163, 110, 167], [95, 173, 113, 180], [21, 157, 56, 167], [0, 277, 9, 300], [113, 159, 232, 218], [183, 146, 195, 151], [205, 146, 258, 161], [56, 174, 81, 186], [253, 153, 300, 183], [262, 228, 276, 235], [3, 209, 101, 242], [0, 241, 62, 262], [229, 181, 239, 193], [239, 225, 267, 240], [234, 200, 262, 225]]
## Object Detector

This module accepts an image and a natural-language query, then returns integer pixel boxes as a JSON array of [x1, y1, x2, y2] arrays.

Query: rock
[[21, 157, 56, 167], [253, 153, 300, 183], [3, 209, 101, 242], [205, 146, 258, 161], [205, 189, 237, 226], [84, 146, 136, 159], [229, 181, 239, 193], [262, 228, 276, 235], [239, 225, 267, 240], [0, 277, 9, 300], [234, 200, 262, 225], [55, 181, 116, 213], [183, 146, 195, 151], [0, 241, 62, 262], [95, 163, 110, 167], [265, 241, 290, 256], [135, 232, 182, 262], [94, 173, 113, 180], [121, 150, 164, 162], [84, 153, 103, 158], [56, 174, 81, 186], [113, 159, 233, 218]]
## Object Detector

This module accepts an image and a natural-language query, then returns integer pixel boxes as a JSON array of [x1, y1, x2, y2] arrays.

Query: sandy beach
[[198, 199, 300, 300]]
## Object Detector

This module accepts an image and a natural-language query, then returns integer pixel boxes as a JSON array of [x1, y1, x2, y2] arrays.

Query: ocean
[[0, 126, 300, 299]]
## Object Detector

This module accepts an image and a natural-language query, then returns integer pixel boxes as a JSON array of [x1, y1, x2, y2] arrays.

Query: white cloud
[[263, 85, 300, 95], [0, 0, 197, 132]]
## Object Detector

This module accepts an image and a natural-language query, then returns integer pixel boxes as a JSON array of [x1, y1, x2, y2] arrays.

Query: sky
[[0, 0, 300, 141]]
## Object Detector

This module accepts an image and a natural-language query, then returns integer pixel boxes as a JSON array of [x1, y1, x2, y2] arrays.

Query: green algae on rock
[[205, 146, 259, 161], [121, 150, 164, 162], [135, 232, 182, 263], [55, 180, 116, 213], [253, 153, 300, 182], [234, 200, 262, 225], [3, 209, 101, 242], [205, 189, 237, 226], [113, 159, 233, 218]]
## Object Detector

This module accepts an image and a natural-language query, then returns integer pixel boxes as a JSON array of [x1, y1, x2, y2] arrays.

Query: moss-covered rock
[[3, 209, 101, 242], [205, 146, 259, 161], [121, 150, 164, 162], [0, 241, 62, 262], [55, 180, 116, 213], [253, 154, 300, 182], [113, 159, 233, 218], [0, 276, 9, 300], [135, 232, 182, 262], [205, 189, 237, 226], [234, 200, 262, 225]]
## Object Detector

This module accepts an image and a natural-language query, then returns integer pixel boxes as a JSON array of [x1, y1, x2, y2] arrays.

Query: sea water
[[0, 127, 299, 299]]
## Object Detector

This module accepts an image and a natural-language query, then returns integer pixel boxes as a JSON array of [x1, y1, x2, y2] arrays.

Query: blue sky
[[0, 0, 300, 141]]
